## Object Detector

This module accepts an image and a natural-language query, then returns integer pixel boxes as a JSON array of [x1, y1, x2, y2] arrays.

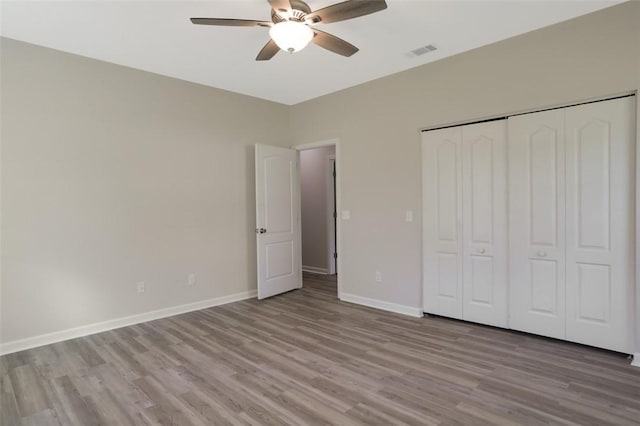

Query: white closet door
[[565, 97, 635, 353], [422, 127, 463, 318], [461, 121, 508, 327], [508, 109, 566, 339]]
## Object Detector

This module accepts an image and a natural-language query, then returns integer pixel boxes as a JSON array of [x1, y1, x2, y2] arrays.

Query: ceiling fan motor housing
[[271, 0, 312, 22]]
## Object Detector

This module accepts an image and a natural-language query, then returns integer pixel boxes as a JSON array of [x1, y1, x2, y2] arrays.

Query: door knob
[[537, 250, 547, 257], [478, 248, 486, 254], [256, 228, 267, 234]]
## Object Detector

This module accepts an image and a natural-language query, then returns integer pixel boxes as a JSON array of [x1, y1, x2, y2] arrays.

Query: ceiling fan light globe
[[269, 21, 313, 53]]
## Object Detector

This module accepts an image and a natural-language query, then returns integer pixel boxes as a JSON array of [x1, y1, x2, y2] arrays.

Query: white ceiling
[[0, 0, 623, 105]]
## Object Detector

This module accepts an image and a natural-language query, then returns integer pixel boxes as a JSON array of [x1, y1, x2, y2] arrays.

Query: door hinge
[[333, 252, 338, 259]]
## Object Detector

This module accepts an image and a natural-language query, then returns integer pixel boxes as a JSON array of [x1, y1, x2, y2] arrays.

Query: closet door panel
[[469, 137, 494, 247], [565, 97, 635, 353], [470, 256, 494, 304], [422, 128, 463, 318], [462, 120, 508, 327], [529, 260, 559, 314], [508, 109, 566, 339]]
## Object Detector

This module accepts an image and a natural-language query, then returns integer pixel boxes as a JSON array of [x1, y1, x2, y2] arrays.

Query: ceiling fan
[[190, 0, 388, 61]]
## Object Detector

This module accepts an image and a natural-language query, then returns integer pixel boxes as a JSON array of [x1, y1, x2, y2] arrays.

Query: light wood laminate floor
[[2, 274, 640, 425]]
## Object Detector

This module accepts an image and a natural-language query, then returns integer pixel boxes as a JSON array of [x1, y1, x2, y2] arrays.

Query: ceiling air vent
[[405, 44, 438, 58]]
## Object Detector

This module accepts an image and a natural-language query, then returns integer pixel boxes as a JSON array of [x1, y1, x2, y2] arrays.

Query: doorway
[[296, 141, 340, 296]]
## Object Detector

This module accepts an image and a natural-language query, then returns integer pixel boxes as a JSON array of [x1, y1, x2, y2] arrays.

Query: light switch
[[405, 210, 413, 222], [341, 210, 351, 220]]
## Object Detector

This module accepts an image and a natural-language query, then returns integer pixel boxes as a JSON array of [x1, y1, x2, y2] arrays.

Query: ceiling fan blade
[[311, 29, 358, 57], [256, 39, 280, 61], [190, 18, 271, 27], [267, 0, 292, 13], [306, 0, 387, 24]]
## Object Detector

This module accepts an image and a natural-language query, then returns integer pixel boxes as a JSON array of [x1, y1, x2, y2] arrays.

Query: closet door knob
[[537, 250, 547, 257], [478, 248, 486, 254]]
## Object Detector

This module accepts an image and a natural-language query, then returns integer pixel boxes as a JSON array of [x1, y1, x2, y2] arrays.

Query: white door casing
[[422, 127, 464, 319], [255, 144, 302, 299], [564, 97, 635, 353], [327, 156, 337, 275], [508, 109, 567, 339], [461, 121, 508, 328]]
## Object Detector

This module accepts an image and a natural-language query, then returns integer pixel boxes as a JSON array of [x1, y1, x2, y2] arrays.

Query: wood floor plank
[[9, 363, 53, 417], [82, 389, 138, 426], [180, 390, 242, 426], [455, 401, 549, 426], [20, 408, 62, 426], [1, 374, 22, 426], [229, 373, 328, 425], [345, 402, 425, 426], [2, 273, 640, 425], [133, 375, 210, 426], [49, 375, 101, 426]]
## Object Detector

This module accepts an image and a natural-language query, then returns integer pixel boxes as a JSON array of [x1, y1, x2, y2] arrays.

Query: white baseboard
[[0, 289, 257, 356], [302, 265, 329, 275], [340, 292, 423, 318], [631, 353, 640, 368]]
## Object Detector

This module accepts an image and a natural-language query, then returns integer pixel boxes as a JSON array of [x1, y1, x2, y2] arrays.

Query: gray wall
[[300, 146, 335, 272], [0, 38, 290, 344], [289, 2, 640, 312]]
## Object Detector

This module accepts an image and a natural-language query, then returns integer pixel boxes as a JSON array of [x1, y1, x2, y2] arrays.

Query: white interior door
[[422, 127, 464, 318], [255, 144, 302, 299], [564, 97, 635, 353], [508, 109, 566, 339], [461, 120, 508, 327]]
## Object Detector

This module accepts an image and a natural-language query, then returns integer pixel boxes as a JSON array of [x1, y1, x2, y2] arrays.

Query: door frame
[[327, 155, 337, 275], [293, 139, 342, 298], [634, 92, 640, 364]]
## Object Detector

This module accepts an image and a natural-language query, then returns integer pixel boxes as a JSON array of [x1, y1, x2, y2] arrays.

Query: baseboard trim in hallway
[[302, 265, 329, 275], [340, 292, 423, 318], [0, 289, 257, 356]]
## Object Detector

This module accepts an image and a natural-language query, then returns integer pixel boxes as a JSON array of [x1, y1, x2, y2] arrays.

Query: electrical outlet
[[405, 210, 413, 222], [188, 273, 196, 286], [137, 282, 145, 293], [375, 271, 382, 282]]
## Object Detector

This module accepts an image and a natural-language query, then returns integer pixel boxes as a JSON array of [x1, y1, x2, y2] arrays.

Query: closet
[[422, 96, 636, 354]]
